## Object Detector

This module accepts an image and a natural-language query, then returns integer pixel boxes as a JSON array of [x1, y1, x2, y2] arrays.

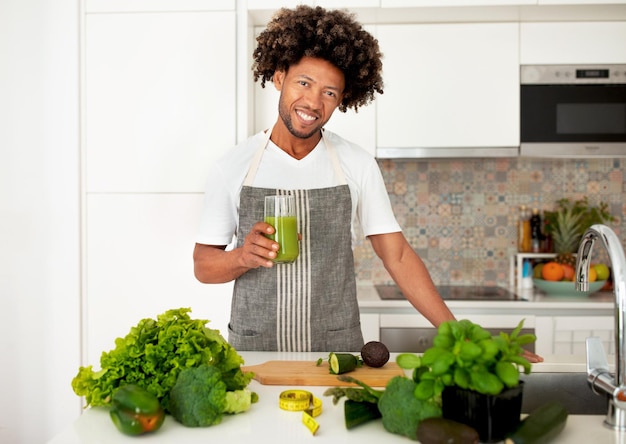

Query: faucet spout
[[579, 224, 626, 429]]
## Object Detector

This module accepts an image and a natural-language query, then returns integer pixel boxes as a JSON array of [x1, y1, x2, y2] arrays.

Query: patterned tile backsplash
[[353, 157, 625, 287]]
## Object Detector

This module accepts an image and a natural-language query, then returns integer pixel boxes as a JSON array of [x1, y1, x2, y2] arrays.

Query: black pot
[[442, 383, 524, 443]]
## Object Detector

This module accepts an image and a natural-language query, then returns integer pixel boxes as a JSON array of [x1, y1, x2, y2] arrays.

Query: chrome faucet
[[579, 224, 626, 430]]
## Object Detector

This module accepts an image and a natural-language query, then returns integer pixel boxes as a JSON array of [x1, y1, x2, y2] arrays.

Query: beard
[[277, 97, 324, 140]]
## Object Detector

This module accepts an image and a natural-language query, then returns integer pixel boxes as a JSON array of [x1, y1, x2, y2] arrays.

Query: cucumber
[[416, 417, 479, 444], [329, 352, 359, 375], [344, 399, 382, 429], [505, 401, 568, 444]]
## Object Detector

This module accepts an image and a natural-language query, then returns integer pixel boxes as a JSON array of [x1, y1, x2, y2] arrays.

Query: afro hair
[[252, 5, 384, 113]]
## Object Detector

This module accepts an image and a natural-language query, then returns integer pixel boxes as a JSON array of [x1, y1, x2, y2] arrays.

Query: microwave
[[520, 64, 626, 157]]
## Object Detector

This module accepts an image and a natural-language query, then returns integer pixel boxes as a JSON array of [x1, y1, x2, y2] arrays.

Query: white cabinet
[[535, 316, 614, 356], [85, 194, 234, 365], [382, 0, 534, 5], [84, 11, 236, 193], [520, 21, 626, 64], [247, 0, 379, 9], [376, 23, 520, 154], [83, 8, 237, 363]]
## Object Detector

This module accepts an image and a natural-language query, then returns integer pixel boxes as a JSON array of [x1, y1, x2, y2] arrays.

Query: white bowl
[[532, 278, 606, 296]]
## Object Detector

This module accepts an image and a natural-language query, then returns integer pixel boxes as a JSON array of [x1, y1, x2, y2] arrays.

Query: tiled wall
[[353, 157, 625, 287]]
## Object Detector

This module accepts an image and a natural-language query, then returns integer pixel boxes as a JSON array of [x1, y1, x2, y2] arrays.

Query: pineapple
[[551, 208, 583, 267]]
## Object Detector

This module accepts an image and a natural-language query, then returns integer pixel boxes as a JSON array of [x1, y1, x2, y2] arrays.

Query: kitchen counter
[[357, 283, 615, 316], [48, 352, 621, 444]]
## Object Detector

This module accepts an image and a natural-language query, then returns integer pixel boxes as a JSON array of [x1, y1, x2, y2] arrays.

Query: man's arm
[[368, 232, 544, 363], [368, 231, 455, 327], [193, 222, 279, 283]]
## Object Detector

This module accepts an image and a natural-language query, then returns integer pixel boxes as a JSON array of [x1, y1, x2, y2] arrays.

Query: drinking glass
[[264, 195, 299, 264]]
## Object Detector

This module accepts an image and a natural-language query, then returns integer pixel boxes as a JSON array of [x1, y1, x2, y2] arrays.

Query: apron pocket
[[324, 324, 364, 352], [228, 324, 275, 351]]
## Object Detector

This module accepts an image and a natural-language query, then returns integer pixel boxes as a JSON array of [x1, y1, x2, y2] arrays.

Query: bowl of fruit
[[532, 261, 609, 296]]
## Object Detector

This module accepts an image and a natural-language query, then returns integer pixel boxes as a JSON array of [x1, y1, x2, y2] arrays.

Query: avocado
[[417, 417, 479, 444], [361, 341, 390, 368]]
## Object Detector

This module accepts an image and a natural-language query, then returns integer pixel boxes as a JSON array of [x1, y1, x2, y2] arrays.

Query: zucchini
[[344, 399, 382, 429], [505, 401, 568, 444], [416, 417, 479, 444], [329, 352, 359, 375]]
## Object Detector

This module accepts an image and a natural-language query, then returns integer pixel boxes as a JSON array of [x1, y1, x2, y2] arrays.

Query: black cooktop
[[375, 285, 519, 301]]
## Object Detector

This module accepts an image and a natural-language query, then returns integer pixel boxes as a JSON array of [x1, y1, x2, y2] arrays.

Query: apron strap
[[243, 127, 348, 186], [243, 128, 272, 187], [323, 130, 348, 186]]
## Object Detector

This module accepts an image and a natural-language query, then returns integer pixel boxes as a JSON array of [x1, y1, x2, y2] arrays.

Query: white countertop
[[48, 352, 621, 444]]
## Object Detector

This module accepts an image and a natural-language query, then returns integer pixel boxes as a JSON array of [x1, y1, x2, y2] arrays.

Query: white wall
[[0, 0, 82, 443]]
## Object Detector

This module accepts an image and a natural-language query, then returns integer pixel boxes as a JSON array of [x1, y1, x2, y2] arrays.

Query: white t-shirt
[[196, 129, 401, 247]]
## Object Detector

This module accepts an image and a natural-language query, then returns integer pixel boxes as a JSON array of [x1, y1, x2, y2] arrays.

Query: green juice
[[265, 215, 299, 263]]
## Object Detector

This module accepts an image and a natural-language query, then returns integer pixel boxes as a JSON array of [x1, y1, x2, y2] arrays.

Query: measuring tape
[[279, 390, 322, 435]]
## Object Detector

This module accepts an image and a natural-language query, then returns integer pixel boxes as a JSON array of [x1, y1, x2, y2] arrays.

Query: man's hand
[[239, 222, 280, 269], [523, 349, 544, 363]]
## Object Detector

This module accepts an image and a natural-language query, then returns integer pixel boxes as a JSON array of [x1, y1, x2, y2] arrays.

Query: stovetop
[[375, 284, 519, 301]]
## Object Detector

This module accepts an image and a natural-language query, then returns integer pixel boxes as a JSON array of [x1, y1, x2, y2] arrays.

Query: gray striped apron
[[227, 129, 363, 352]]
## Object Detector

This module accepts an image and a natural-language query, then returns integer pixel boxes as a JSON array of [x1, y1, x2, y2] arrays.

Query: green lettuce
[[72, 308, 254, 413]]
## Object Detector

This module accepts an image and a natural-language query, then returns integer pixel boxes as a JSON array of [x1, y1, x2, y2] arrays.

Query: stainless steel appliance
[[375, 284, 535, 353], [520, 64, 626, 158]]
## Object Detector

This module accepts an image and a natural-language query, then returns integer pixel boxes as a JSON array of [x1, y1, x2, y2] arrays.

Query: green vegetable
[[344, 399, 382, 429], [377, 376, 442, 440], [328, 352, 362, 374], [505, 401, 568, 444], [416, 417, 479, 444], [323, 385, 383, 405], [109, 384, 165, 436], [398, 319, 535, 399], [169, 364, 257, 427], [71, 308, 254, 413], [326, 375, 441, 440], [324, 383, 383, 429]]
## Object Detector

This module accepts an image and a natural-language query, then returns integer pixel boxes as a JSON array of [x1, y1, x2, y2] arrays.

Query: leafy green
[[71, 308, 254, 413], [397, 319, 535, 398], [168, 364, 256, 427]]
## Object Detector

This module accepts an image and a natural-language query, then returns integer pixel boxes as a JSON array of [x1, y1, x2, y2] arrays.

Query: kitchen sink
[[520, 372, 608, 415]]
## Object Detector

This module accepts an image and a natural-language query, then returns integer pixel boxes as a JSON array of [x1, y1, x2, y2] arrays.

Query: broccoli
[[377, 376, 442, 440], [169, 364, 256, 427]]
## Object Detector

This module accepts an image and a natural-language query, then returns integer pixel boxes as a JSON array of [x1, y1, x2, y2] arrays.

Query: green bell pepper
[[109, 384, 165, 436]]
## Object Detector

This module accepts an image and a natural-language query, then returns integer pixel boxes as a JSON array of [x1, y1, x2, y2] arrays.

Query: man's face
[[273, 57, 345, 140]]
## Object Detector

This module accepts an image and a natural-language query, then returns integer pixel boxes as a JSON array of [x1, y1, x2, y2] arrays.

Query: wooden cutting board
[[241, 360, 404, 387]]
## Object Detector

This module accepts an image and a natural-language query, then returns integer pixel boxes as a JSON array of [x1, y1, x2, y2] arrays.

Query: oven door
[[521, 84, 626, 143]]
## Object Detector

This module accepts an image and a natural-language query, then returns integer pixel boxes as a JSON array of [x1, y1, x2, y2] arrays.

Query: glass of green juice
[[264, 195, 299, 264]]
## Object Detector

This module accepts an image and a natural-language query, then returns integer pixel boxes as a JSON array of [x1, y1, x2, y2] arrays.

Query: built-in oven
[[520, 64, 626, 157]]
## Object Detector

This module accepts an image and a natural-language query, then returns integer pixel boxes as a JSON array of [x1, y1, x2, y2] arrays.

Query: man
[[194, 6, 537, 359]]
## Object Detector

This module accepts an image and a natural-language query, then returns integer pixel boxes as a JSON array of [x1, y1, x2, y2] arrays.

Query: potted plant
[[397, 319, 536, 443]]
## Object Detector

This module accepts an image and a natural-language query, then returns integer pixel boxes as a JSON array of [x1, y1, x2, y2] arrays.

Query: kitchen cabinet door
[[535, 315, 614, 356], [520, 22, 626, 64], [85, 11, 236, 193], [85, 194, 234, 366], [381, 0, 534, 5], [376, 23, 520, 151]]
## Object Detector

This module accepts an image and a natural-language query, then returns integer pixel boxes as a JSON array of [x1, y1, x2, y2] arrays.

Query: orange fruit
[[542, 261, 565, 281], [561, 264, 575, 281], [588, 266, 598, 282]]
